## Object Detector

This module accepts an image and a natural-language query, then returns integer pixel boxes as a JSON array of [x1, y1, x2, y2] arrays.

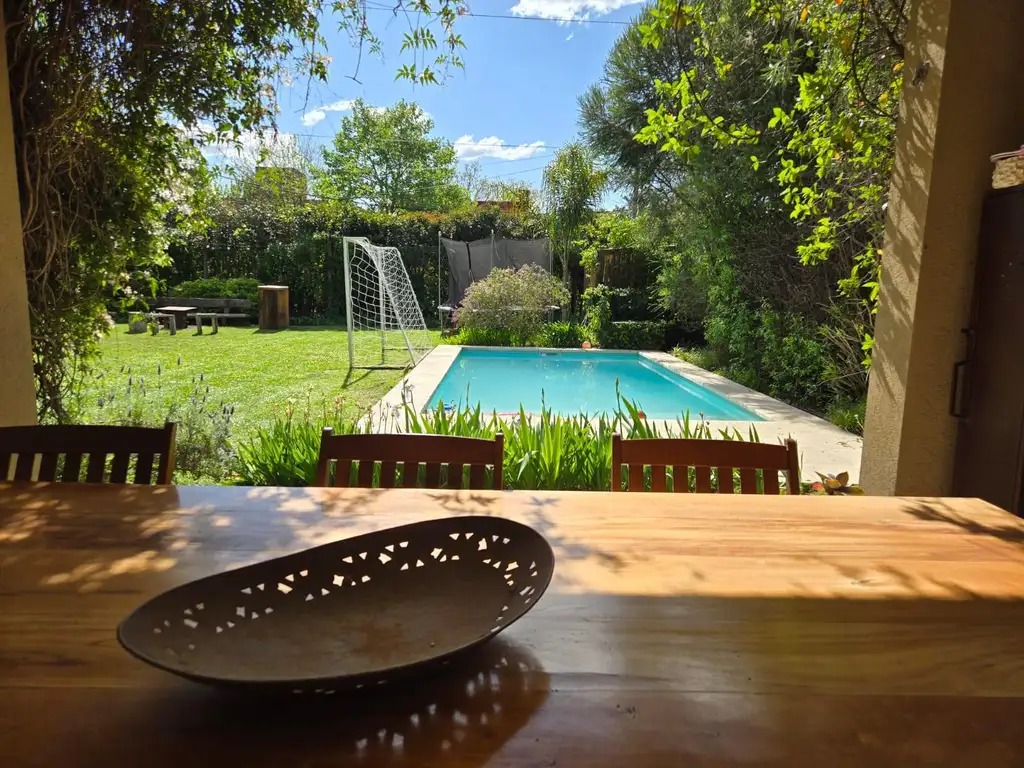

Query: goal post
[[342, 236, 435, 370]]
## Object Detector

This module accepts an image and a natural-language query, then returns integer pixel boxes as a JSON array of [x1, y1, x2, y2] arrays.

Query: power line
[[363, 1, 631, 25]]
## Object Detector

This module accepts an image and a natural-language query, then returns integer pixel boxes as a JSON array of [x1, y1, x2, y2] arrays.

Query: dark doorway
[[952, 186, 1024, 515]]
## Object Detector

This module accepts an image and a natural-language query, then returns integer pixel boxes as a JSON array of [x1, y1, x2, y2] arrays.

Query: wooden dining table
[[4, 483, 1024, 766]]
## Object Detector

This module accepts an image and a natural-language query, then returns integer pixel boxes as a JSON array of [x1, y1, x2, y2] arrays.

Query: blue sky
[[249, 0, 650, 206]]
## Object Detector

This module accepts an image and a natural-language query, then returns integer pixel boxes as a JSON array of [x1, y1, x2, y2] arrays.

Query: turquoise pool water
[[429, 349, 761, 420]]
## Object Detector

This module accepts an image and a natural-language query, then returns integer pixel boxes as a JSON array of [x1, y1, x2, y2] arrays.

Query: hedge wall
[[166, 203, 546, 322]]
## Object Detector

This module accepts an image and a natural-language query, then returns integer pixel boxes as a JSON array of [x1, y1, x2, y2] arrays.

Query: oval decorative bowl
[[117, 516, 554, 691]]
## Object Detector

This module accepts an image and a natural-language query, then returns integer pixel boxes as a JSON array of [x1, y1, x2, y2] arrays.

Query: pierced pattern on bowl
[[119, 515, 554, 690]]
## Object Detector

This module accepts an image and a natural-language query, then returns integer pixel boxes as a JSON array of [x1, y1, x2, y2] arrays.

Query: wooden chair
[[0, 423, 177, 485], [610, 434, 800, 495], [315, 430, 504, 490]]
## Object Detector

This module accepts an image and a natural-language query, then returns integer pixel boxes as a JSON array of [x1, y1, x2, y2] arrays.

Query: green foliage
[[704, 294, 829, 410], [582, 286, 614, 347], [535, 322, 588, 349], [672, 345, 719, 371], [81, 325, 424, 445], [11, 0, 322, 419], [442, 323, 587, 349], [169, 202, 544, 319], [85, 362, 235, 482], [239, 388, 766, 491], [826, 397, 867, 436], [637, 0, 902, 356], [576, 0, 895, 417], [578, 9, 691, 212], [575, 212, 662, 320], [456, 266, 569, 341], [543, 143, 607, 289], [316, 100, 467, 213], [333, 0, 467, 86], [237, 400, 359, 487], [171, 278, 261, 305], [606, 321, 667, 351]]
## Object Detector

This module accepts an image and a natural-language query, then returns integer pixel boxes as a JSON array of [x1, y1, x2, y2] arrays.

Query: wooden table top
[[3, 484, 1024, 766]]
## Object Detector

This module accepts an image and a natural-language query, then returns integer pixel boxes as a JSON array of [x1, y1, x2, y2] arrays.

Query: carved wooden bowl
[[117, 516, 554, 691]]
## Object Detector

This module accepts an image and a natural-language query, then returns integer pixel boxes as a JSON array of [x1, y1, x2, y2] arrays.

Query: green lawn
[[83, 325, 437, 439]]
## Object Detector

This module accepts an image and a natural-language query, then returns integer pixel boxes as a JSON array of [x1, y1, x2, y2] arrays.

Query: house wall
[[0, 22, 36, 426], [862, 0, 1024, 495]]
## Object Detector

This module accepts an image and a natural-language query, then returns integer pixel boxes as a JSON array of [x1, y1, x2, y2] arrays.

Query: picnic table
[[3, 484, 1024, 765]]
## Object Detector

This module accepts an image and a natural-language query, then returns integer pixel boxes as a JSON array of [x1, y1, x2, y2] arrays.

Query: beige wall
[[0, 22, 36, 426], [862, 0, 1024, 494]]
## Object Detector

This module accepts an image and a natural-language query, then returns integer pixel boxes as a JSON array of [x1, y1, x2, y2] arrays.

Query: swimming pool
[[428, 348, 761, 420]]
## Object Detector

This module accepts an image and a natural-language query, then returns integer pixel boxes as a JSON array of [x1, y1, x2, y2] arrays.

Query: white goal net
[[343, 236, 435, 369]]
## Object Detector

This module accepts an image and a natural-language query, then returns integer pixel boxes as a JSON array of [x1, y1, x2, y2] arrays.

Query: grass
[[82, 324, 438, 440]]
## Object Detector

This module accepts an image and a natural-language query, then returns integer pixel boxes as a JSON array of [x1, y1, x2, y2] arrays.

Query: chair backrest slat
[[611, 434, 800, 495], [650, 465, 667, 493], [337, 459, 353, 487], [0, 423, 176, 486], [85, 453, 107, 483], [62, 453, 83, 483], [628, 463, 643, 493], [315, 431, 504, 491], [739, 467, 758, 495], [110, 453, 131, 484], [672, 465, 689, 493], [718, 467, 734, 494], [469, 463, 485, 490], [38, 453, 59, 482], [379, 460, 398, 489], [424, 462, 442, 489], [14, 453, 34, 482], [356, 459, 375, 488], [695, 465, 712, 493], [134, 452, 155, 485], [399, 461, 416, 488]]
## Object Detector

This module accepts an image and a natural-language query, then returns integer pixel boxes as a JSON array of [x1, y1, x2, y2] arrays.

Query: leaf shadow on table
[[901, 499, 1024, 548], [77, 638, 549, 766], [425, 491, 637, 582]]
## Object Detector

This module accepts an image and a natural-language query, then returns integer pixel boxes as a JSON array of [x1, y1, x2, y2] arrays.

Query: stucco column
[[0, 20, 35, 425], [862, 0, 1024, 494]]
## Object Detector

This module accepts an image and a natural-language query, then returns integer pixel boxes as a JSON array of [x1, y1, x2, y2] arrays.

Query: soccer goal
[[343, 236, 435, 370]]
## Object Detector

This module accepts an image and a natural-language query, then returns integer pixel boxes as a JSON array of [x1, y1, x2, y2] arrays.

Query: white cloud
[[301, 99, 356, 127], [565, 32, 574, 41], [510, 0, 644, 21], [454, 135, 547, 161]]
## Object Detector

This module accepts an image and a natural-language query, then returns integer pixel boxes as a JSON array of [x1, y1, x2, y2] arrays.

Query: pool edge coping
[[368, 345, 862, 482]]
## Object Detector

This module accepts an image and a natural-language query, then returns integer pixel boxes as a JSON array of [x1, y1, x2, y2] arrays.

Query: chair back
[[0, 423, 177, 485], [315, 431, 504, 490], [610, 434, 800, 494]]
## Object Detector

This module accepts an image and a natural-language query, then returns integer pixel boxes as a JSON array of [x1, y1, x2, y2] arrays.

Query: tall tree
[[317, 100, 466, 213], [542, 143, 607, 294], [5, 0, 324, 418], [578, 8, 691, 212]]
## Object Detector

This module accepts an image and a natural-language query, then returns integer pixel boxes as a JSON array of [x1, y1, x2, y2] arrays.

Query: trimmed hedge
[[170, 277, 260, 305], [606, 321, 667, 350], [442, 322, 587, 349]]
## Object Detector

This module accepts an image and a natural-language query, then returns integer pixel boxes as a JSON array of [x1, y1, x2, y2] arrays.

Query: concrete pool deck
[[369, 345, 862, 483]]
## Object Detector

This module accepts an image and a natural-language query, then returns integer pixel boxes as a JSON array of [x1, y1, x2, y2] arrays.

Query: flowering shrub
[[457, 265, 568, 342]]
